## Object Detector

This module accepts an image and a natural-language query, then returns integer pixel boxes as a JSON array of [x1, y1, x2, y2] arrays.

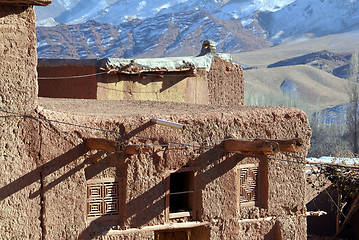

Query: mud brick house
[[0, 1, 312, 239], [33, 100, 311, 240], [37, 42, 244, 107]]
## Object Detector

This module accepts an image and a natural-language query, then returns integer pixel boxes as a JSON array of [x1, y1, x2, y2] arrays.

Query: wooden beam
[[223, 139, 279, 155], [254, 138, 303, 153], [85, 138, 149, 154], [273, 138, 303, 153], [125, 145, 150, 154], [306, 210, 327, 217]]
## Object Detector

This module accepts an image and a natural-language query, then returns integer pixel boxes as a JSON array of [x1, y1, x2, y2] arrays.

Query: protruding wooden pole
[[223, 139, 279, 155], [85, 138, 124, 152], [272, 138, 303, 153], [85, 138, 149, 154]]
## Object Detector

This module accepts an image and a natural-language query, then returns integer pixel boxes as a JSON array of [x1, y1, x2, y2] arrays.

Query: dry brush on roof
[[309, 152, 359, 238]]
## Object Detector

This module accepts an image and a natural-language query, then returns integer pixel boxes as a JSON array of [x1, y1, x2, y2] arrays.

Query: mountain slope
[[36, 0, 359, 59], [258, 0, 359, 44], [37, 10, 272, 59], [244, 65, 351, 111], [232, 29, 359, 68], [35, 0, 295, 25]]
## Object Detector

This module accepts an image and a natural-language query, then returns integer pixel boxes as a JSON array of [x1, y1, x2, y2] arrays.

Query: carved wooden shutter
[[239, 165, 258, 206], [87, 180, 119, 218]]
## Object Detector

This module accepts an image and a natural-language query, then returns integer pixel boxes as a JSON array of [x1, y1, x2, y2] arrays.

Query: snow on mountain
[[41, 0, 221, 25], [215, 0, 295, 21], [36, 9, 271, 59], [36, 0, 294, 26], [35, 0, 359, 59], [54, 0, 109, 25], [259, 0, 359, 44]]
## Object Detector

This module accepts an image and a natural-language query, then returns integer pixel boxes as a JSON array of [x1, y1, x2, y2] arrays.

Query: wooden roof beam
[[223, 138, 304, 156], [223, 139, 279, 156], [85, 138, 149, 155], [271, 138, 303, 153]]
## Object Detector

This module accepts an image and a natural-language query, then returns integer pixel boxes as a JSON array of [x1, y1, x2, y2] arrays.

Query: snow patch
[[156, 3, 172, 13], [36, 17, 59, 27], [307, 157, 359, 166]]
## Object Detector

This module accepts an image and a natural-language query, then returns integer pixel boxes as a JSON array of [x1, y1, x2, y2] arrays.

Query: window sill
[[106, 221, 210, 235], [169, 211, 192, 219]]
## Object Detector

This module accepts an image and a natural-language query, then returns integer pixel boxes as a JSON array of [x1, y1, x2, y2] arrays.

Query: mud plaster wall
[[0, 5, 42, 239], [36, 105, 311, 239], [97, 58, 244, 107], [37, 64, 98, 99], [203, 57, 244, 106], [37, 58, 244, 107], [96, 71, 210, 104]]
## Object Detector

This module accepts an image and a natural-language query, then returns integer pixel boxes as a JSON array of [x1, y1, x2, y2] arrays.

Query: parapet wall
[[37, 55, 244, 106]]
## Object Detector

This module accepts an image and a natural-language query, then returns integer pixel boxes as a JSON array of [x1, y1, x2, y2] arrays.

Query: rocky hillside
[[36, 0, 359, 59], [267, 50, 354, 79], [36, 10, 272, 59]]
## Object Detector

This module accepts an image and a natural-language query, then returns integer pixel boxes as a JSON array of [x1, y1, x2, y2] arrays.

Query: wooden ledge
[[85, 138, 149, 155], [223, 139, 279, 156], [268, 138, 303, 153], [223, 138, 303, 156], [106, 221, 210, 235]]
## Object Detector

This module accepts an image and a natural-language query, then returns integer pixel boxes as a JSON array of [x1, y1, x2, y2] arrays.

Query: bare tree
[[346, 50, 359, 153]]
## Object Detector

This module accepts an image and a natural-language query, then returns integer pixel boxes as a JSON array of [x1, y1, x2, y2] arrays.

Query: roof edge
[[101, 53, 232, 73], [0, 0, 51, 6]]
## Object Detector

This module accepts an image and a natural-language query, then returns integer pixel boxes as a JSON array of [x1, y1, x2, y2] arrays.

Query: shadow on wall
[[0, 144, 88, 202], [78, 145, 247, 239], [307, 186, 359, 239], [0, 141, 256, 239], [99, 73, 188, 93], [307, 185, 337, 237], [0, 119, 275, 239], [0, 5, 27, 19]]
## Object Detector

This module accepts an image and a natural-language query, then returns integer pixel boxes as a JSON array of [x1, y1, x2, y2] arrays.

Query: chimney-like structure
[[199, 39, 217, 56]]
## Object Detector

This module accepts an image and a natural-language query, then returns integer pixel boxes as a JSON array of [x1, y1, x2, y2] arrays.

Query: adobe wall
[[0, 5, 38, 109], [96, 70, 211, 104], [37, 57, 244, 106], [37, 59, 98, 99], [33, 100, 311, 239], [96, 57, 244, 106], [0, 5, 42, 239], [203, 57, 244, 106]]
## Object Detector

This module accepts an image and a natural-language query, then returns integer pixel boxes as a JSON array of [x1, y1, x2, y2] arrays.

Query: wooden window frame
[[238, 164, 259, 208], [86, 178, 122, 222], [165, 167, 200, 222]]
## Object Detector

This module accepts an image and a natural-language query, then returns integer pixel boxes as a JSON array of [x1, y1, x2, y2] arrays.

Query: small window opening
[[87, 180, 120, 218], [239, 166, 258, 205], [238, 162, 269, 209], [169, 171, 194, 213]]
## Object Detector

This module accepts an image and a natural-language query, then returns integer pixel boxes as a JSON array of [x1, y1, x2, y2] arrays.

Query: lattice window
[[239, 165, 258, 207], [87, 180, 120, 218]]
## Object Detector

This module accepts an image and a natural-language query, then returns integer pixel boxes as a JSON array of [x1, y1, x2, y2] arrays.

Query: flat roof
[[38, 98, 294, 117], [38, 52, 232, 73]]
